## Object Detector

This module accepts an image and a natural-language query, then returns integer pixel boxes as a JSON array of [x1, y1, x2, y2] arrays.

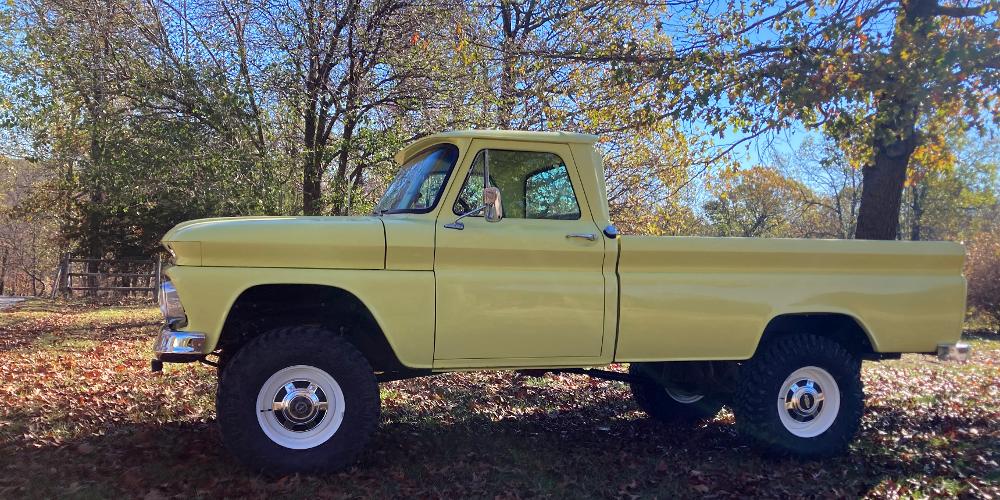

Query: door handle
[[566, 233, 597, 241]]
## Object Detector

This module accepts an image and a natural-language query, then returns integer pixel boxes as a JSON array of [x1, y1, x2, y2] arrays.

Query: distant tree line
[[0, 0, 997, 314]]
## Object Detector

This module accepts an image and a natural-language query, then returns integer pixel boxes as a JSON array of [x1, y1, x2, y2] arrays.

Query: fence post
[[50, 256, 63, 299], [62, 253, 71, 299]]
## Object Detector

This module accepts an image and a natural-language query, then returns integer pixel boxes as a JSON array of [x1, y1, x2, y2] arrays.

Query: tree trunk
[[910, 184, 925, 241], [301, 0, 325, 217], [0, 248, 8, 295], [302, 108, 323, 216], [29, 235, 38, 296], [331, 117, 357, 216], [302, 60, 323, 216], [497, 3, 517, 129], [86, 130, 106, 295], [498, 50, 516, 129], [853, 0, 933, 240], [332, 24, 360, 216], [855, 135, 915, 239], [301, 84, 328, 216]]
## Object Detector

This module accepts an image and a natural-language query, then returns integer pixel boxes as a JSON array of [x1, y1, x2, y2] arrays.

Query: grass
[[0, 299, 998, 498]]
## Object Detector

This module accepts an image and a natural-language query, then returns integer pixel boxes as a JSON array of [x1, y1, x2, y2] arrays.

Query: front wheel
[[217, 326, 380, 475], [733, 334, 863, 458]]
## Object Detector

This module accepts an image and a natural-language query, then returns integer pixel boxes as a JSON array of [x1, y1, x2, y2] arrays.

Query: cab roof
[[394, 130, 600, 164]]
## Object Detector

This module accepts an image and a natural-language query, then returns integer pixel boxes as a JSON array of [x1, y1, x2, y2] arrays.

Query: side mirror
[[443, 187, 503, 230], [483, 186, 502, 222]]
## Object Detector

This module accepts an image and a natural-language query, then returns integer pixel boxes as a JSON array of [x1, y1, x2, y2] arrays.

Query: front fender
[[166, 266, 435, 368]]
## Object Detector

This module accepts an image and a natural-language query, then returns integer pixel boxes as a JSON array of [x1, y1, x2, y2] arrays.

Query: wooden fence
[[51, 254, 162, 302]]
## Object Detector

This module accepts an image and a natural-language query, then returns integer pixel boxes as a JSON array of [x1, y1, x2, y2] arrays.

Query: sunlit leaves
[[1, 300, 999, 496], [702, 165, 815, 237]]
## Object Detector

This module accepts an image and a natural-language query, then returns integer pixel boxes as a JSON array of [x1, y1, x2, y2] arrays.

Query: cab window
[[453, 149, 581, 220]]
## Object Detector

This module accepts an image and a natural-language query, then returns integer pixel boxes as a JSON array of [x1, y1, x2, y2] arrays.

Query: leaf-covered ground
[[0, 301, 997, 499]]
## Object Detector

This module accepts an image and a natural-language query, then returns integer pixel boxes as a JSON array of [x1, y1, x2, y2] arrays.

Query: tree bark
[[909, 184, 925, 241], [331, 21, 361, 216], [497, 2, 518, 129], [0, 248, 8, 296], [331, 117, 357, 215], [855, 134, 915, 239], [303, 103, 324, 215], [302, 29, 324, 216]]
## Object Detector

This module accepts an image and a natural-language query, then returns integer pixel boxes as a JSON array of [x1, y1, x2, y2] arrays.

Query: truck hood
[[162, 216, 385, 269]]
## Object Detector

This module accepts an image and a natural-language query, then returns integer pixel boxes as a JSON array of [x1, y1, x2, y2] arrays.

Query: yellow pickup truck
[[153, 130, 968, 474]]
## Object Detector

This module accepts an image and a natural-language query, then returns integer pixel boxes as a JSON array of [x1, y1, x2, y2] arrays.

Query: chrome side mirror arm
[[445, 186, 503, 230], [444, 205, 486, 230]]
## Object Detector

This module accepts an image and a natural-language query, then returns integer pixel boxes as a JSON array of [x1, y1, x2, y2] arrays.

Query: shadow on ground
[[2, 386, 996, 499]]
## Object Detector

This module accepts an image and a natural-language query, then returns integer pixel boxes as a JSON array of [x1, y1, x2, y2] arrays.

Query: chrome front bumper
[[937, 343, 970, 362], [153, 326, 207, 362]]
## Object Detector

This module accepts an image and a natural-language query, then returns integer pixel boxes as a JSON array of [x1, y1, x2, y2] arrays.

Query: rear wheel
[[734, 334, 863, 458], [217, 326, 380, 475], [629, 363, 724, 424]]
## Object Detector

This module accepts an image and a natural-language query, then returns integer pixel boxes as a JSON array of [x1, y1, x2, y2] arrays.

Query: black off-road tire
[[215, 350, 231, 376], [733, 334, 864, 458], [216, 326, 380, 475], [629, 363, 724, 424]]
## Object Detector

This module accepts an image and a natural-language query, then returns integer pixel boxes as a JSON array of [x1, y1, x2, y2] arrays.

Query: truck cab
[[381, 132, 618, 366]]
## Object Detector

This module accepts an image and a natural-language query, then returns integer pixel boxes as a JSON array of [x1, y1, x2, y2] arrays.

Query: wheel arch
[[217, 283, 408, 373], [753, 311, 881, 359]]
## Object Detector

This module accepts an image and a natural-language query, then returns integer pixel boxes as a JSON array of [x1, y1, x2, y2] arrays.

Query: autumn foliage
[[1, 301, 999, 497], [966, 224, 1000, 330]]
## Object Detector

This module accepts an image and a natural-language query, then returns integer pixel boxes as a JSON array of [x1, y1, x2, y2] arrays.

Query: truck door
[[433, 140, 608, 363]]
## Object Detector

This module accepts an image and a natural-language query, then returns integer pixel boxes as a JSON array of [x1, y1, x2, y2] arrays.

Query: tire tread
[[733, 333, 863, 458], [217, 325, 380, 475], [629, 363, 724, 424]]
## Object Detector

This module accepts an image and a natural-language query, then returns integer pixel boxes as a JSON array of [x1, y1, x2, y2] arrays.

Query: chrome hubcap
[[776, 366, 840, 438], [783, 378, 825, 422], [271, 381, 329, 431], [664, 385, 705, 404], [256, 365, 346, 449]]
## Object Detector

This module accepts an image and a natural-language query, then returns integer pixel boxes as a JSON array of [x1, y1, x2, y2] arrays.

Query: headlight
[[158, 281, 187, 326]]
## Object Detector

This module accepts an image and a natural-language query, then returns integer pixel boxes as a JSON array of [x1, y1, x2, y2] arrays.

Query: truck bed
[[614, 236, 967, 362]]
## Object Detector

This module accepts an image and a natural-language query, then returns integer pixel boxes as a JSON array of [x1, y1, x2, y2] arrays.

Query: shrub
[[966, 225, 1000, 331]]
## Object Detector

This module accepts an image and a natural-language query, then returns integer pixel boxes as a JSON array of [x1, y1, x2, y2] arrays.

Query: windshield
[[374, 144, 459, 215]]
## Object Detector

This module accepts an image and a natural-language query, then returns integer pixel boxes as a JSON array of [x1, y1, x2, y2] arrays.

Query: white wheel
[[776, 365, 840, 438], [255, 364, 346, 450], [664, 386, 705, 404]]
